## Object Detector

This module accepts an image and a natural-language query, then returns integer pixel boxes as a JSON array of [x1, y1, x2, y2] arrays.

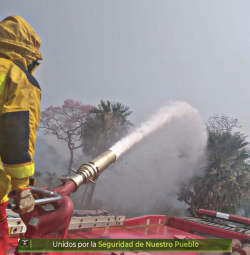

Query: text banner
[[18, 238, 232, 253]]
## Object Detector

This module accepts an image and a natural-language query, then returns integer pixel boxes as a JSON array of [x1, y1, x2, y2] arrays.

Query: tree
[[177, 114, 250, 216], [39, 99, 93, 175], [80, 100, 133, 206], [82, 100, 133, 158]]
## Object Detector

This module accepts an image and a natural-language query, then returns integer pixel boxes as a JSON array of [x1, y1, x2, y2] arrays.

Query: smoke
[[91, 101, 208, 217], [34, 136, 67, 174]]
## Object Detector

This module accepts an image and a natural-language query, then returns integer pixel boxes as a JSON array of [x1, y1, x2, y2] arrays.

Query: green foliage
[[177, 114, 250, 216], [81, 100, 133, 157]]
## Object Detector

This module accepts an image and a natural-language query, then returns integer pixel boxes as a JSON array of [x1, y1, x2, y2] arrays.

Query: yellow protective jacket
[[0, 15, 42, 203]]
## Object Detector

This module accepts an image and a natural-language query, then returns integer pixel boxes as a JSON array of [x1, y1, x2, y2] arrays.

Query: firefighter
[[0, 15, 42, 254]]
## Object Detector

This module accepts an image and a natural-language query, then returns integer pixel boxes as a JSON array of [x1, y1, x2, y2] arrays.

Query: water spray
[[110, 101, 200, 158]]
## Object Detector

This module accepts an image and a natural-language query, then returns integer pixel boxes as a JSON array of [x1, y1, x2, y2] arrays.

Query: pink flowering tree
[[39, 99, 93, 175]]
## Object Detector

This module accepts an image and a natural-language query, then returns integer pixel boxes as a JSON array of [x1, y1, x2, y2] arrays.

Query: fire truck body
[[7, 208, 250, 255], [6, 211, 203, 255], [5, 151, 250, 255], [168, 209, 250, 243]]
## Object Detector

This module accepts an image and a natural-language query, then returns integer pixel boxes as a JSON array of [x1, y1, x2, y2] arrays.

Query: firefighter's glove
[[9, 188, 35, 214]]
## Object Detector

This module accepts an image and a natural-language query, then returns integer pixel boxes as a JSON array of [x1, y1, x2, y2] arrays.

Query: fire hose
[[7, 150, 116, 239]]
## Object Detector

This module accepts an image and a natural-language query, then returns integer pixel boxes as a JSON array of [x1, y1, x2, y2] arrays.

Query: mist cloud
[[89, 102, 208, 216]]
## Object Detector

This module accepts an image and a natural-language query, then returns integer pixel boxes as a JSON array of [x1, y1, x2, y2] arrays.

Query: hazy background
[[2, 0, 250, 215]]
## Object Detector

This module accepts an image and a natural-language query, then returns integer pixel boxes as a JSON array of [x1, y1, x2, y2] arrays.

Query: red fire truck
[[6, 150, 250, 255]]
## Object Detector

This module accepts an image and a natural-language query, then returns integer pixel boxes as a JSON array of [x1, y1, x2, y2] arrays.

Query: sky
[[2, 0, 250, 156]]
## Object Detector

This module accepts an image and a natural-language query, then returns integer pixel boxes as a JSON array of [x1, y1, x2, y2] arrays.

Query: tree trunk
[[68, 148, 74, 176], [86, 182, 96, 206], [80, 182, 97, 207], [81, 185, 89, 206]]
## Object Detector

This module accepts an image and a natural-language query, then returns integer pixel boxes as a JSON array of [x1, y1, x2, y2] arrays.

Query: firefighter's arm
[[0, 67, 40, 211]]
